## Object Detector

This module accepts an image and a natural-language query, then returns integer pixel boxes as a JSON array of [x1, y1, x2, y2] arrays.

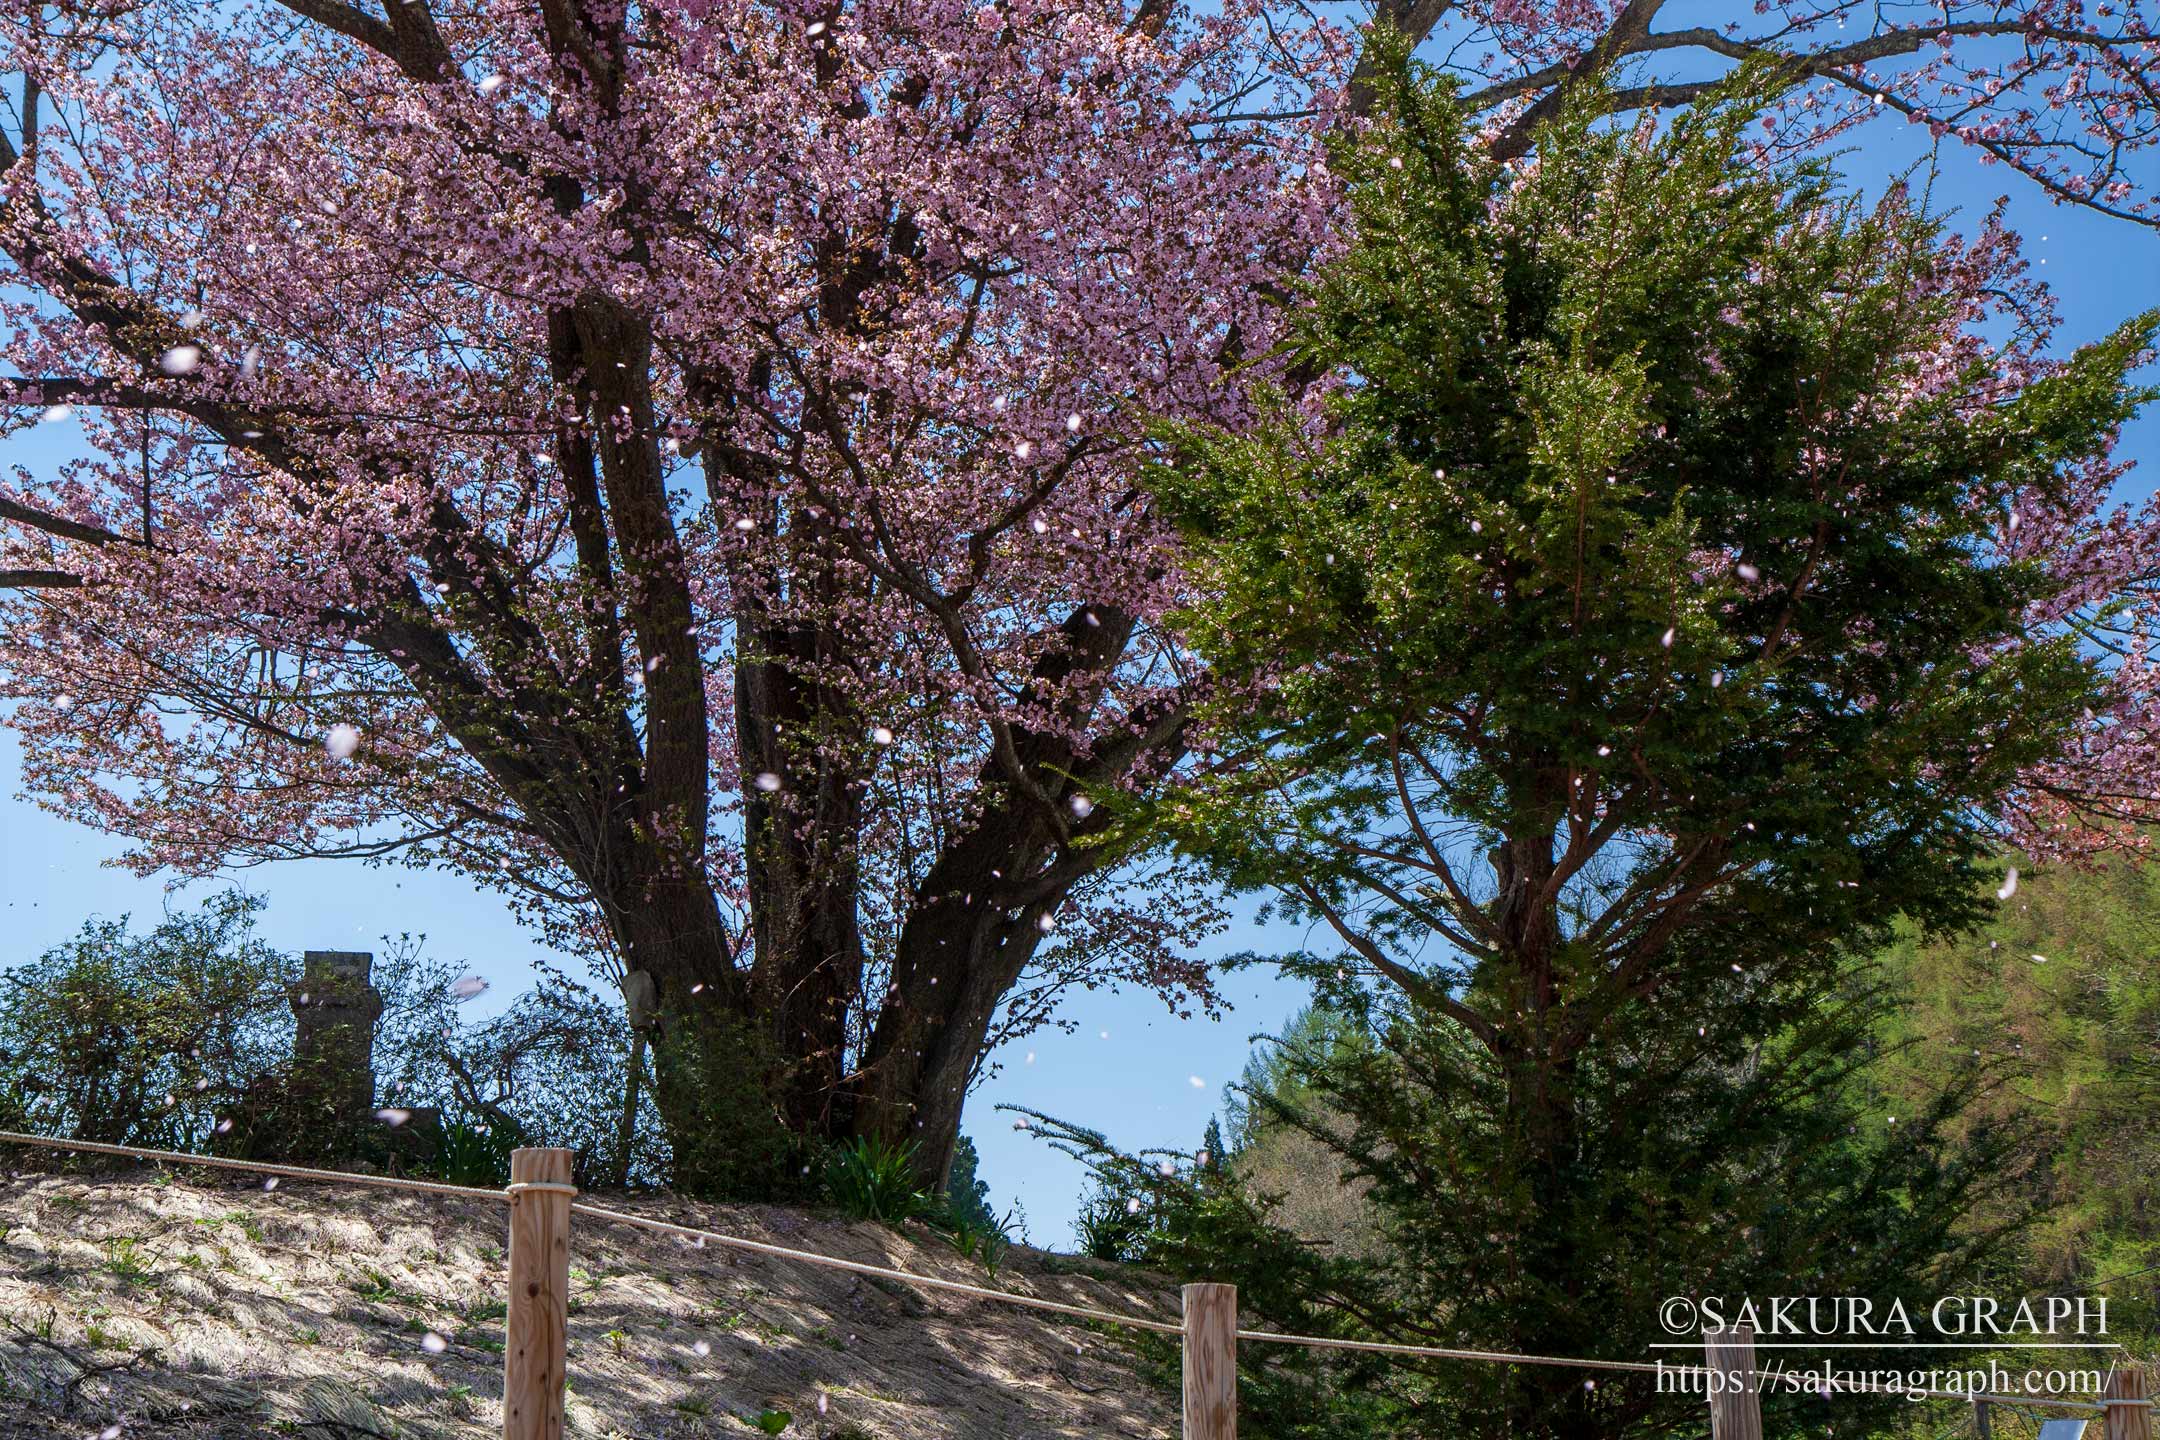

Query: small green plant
[[431, 1113, 519, 1187], [195, 1210, 263, 1243], [350, 1268, 430, 1308], [102, 1237, 157, 1288], [673, 1396, 713, 1418], [936, 1212, 1013, 1279], [821, 1136, 929, 1225], [603, 1327, 629, 1357], [750, 1408, 792, 1434]]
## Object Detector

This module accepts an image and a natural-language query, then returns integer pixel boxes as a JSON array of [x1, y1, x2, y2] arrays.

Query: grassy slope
[[0, 1165, 1177, 1439]]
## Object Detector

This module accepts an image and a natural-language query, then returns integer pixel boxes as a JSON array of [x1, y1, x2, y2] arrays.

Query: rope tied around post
[[505, 1181, 579, 1200]]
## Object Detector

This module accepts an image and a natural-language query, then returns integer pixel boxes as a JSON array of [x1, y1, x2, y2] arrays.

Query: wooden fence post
[[504, 1147, 574, 1440], [1705, 1324, 1762, 1440], [2104, 1362, 2151, 1440], [1974, 1398, 1994, 1440], [1182, 1282, 1237, 1440]]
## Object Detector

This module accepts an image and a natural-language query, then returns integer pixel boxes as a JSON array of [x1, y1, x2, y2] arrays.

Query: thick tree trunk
[[852, 819, 1061, 1186], [1490, 804, 1611, 1439], [735, 610, 865, 1135], [847, 608, 1157, 1186]]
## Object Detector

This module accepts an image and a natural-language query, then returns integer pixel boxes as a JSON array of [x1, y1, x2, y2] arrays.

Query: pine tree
[[1129, 43, 2158, 1440]]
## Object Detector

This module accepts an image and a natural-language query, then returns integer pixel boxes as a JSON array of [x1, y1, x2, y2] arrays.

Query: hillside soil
[[0, 1163, 1179, 1439]]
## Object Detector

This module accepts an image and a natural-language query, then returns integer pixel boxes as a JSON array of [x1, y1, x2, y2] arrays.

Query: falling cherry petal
[[159, 344, 202, 375], [450, 974, 489, 1001], [325, 724, 361, 760], [1997, 867, 2019, 901], [753, 772, 782, 792], [421, 1331, 447, 1353]]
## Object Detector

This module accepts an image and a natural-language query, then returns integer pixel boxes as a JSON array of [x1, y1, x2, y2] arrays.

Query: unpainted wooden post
[[1974, 1398, 1994, 1440], [504, 1147, 574, 1440], [2104, 1362, 2151, 1440], [1705, 1324, 1762, 1440], [1182, 1282, 1237, 1440]]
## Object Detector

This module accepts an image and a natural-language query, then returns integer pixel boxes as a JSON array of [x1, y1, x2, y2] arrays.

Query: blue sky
[[4, 92, 2158, 1247]]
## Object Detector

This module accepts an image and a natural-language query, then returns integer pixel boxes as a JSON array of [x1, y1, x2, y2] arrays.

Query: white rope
[[0, 1128, 512, 1204], [1232, 1330, 2142, 1411], [570, 1200, 1187, 1336]]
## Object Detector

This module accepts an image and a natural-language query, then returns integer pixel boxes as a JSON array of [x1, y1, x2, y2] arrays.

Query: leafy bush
[[822, 1136, 930, 1224], [1072, 1171, 1156, 1263], [432, 963, 663, 1190], [650, 1007, 812, 1200], [0, 892, 292, 1147]]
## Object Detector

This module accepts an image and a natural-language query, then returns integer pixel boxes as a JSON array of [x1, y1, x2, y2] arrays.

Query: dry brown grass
[[0, 1163, 1178, 1439]]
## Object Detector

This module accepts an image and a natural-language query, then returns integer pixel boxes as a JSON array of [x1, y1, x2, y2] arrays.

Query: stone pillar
[[291, 950, 384, 1117]]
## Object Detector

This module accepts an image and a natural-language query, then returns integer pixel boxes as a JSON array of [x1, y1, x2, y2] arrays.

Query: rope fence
[[568, 1198, 1187, 1335], [0, 1128, 512, 1204], [1, 1130, 2150, 1440]]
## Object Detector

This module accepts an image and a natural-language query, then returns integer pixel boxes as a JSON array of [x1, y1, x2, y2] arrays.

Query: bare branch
[[0, 567, 83, 588]]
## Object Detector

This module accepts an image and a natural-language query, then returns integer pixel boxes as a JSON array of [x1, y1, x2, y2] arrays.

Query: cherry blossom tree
[[0, 0, 1344, 1183], [2, 0, 2157, 1187]]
